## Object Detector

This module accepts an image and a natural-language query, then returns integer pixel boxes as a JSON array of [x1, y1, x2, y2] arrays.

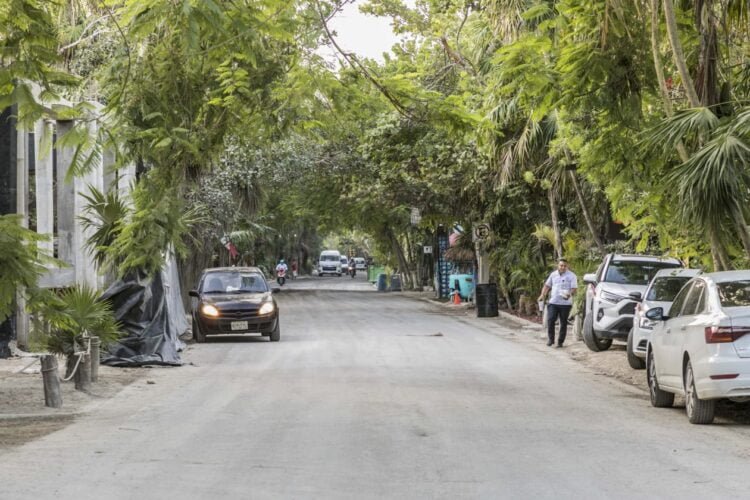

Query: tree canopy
[[4, 0, 750, 306]]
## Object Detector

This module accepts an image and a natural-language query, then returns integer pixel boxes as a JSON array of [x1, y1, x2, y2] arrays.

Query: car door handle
[[666, 328, 671, 334], [679, 326, 687, 331]]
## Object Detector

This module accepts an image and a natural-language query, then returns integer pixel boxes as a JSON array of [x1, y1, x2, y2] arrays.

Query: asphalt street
[[2, 274, 750, 499]]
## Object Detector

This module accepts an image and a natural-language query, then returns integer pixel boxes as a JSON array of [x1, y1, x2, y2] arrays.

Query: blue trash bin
[[377, 273, 388, 292]]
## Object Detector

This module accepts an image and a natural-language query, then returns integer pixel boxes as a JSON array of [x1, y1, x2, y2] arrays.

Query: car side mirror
[[189, 290, 199, 298], [645, 307, 666, 321], [628, 292, 642, 301], [272, 287, 281, 294], [583, 273, 597, 285]]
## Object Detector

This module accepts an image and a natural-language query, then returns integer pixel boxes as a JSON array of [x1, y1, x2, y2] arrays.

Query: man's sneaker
[[547, 340, 554, 346]]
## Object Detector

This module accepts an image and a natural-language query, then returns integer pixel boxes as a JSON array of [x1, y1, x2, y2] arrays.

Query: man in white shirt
[[538, 258, 577, 348]]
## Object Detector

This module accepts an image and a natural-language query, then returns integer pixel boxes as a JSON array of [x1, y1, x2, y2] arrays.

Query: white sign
[[423, 246, 433, 254], [473, 223, 491, 241], [410, 207, 422, 225]]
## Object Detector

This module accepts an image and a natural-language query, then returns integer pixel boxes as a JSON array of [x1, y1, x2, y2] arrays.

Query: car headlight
[[259, 301, 275, 315], [639, 317, 657, 330], [201, 304, 219, 317], [600, 290, 626, 303]]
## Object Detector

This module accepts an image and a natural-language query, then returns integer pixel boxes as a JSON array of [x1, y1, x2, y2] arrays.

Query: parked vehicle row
[[581, 253, 750, 424]]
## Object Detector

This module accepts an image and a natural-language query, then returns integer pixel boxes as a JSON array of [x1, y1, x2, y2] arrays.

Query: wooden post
[[41, 355, 63, 408], [75, 353, 91, 392], [90, 336, 100, 382]]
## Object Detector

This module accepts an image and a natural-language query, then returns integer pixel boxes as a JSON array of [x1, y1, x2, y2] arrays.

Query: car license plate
[[231, 321, 248, 331]]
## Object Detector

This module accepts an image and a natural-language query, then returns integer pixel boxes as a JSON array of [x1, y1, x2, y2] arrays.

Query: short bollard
[[41, 355, 63, 408], [90, 336, 101, 383], [75, 353, 91, 392]]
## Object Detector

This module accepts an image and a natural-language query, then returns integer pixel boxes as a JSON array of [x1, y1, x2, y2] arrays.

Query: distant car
[[189, 267, 280, 343], [318, 250, 342, 276], [627, 268, 702, 369], [354, 257, 366, 271], [646, 271, 750, 424], [582, 254, 683, 352]]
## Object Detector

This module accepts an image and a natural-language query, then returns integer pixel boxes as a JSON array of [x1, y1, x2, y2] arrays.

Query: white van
[[318, 250, 342, 276]]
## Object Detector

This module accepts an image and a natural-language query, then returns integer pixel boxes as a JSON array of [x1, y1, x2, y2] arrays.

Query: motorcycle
[[349, 263, 356, 278], [276, 268, 287, 286]]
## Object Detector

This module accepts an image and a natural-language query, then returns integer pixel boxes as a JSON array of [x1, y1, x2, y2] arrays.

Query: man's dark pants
[[547, 304, 572, 345]]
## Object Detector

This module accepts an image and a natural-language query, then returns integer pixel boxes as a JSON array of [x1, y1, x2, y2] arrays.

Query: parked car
[[354, 257, 366, 271], [582, 254, 682, 352], [318, 250, 342, 276], [627, 268, 702, 369], [646, 271, 750, 424], [189, 267, 280, 343]]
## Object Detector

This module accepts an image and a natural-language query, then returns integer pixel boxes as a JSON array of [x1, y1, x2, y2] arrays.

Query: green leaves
[[33, 285, 122, 356], [0, 215, 56, 324]]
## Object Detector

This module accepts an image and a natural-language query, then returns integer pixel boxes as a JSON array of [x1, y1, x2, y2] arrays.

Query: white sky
[[320, 1, 409, 63]]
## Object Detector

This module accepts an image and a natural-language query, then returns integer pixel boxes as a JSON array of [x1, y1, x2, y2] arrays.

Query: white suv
[[627, 268, 701, 369], [582, 254, 682, 352], [646, 271, 750, 424]]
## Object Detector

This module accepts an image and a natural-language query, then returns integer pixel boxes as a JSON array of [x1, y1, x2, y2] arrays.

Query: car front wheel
[[685, 360, 715, 424], [627, 328, 646, 369], [269, 320, 280, 342], [582, 313, 613, 352], [193, 319, 206, 343], [647, 350, 674, 408]]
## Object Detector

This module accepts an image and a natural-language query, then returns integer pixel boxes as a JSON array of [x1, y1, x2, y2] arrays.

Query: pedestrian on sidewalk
[[538, 258, 577, 348]]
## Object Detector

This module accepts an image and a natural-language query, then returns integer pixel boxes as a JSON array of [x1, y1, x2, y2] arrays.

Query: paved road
[[2, 275, 750, 499]]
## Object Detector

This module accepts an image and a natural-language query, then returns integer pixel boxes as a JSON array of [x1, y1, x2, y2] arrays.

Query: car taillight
[[704, 326, 750, 343]]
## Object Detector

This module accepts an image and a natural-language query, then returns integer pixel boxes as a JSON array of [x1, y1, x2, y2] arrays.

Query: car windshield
[[604, 261, 680, 285], [717, 280, 750, 307], [646, 277, 692, 301], [201, 272, 268, 294], [321, 255, 339, 262]]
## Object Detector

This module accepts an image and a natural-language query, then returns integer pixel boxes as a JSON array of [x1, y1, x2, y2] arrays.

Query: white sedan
[[646, 271, 750, 424]]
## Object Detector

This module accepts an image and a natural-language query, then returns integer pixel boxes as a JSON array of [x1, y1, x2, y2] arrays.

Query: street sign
[[473, 223, 491, 241], [423, 245, 433, 254]]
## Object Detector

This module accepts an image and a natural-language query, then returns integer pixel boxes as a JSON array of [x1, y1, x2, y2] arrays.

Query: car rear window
[[646, 277, 692, 301], [201, 272, 268, 293], [717, 280, 750, 307], [604, 261, 681, 285]]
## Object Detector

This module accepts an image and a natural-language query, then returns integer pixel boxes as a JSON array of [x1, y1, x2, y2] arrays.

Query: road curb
[[497, 310, 543, 330], [0, 411, 79, 422]]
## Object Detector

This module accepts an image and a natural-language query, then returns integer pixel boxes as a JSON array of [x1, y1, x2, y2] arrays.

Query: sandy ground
[[0, 355, 145, 447]]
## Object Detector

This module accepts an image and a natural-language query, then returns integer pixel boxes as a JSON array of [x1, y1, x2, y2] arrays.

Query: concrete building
[[0, 103, 135, 355]]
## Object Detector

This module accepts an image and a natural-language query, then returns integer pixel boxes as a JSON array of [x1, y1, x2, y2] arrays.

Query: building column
[[34, 120, 54, 255]]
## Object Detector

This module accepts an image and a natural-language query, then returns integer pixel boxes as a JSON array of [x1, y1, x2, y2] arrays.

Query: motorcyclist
[[348, 257, 356, 277], [275, 259, 288, 276]]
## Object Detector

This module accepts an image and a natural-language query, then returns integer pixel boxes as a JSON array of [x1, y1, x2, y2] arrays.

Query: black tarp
[[101, 271, 184, 367]]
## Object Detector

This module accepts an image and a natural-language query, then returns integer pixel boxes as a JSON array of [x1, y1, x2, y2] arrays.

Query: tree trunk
[[663, 0, 701, 107], [730, 204, 750, 262], [387, 228, 412, 290], [568, 171, 604, 253], [547, 188, 563, 259], [650, 0, 690, 161], [709, 228, 731, 271]]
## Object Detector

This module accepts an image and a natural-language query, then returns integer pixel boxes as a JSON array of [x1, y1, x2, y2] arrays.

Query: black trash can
[[377, 273, 388, 292], [390, 274, 402, 291], [475, 283, 499, 318]]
